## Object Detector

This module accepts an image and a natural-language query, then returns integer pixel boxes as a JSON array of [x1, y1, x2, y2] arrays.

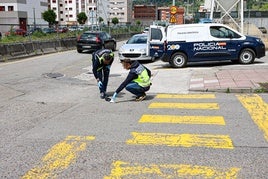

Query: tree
[[98, 17, 104, 24], [42, 10, 56, 26], [77, 12, 88, 25], [111, 17, 119, 26], [136, 20, 141, 26]]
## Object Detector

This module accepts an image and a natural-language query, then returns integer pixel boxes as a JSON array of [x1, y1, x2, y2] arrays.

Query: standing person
[[92, 49, 114, 99], [110, 58, 151, 103]]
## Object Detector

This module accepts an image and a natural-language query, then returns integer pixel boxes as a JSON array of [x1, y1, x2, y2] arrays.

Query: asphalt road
[[0, 42, 268, 178]]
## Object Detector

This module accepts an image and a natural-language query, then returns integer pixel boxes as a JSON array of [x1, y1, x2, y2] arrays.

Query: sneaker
[[135, 94, 146, 101], [100, 92, 106, 99]]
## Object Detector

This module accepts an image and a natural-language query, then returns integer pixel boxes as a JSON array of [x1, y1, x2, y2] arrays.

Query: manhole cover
[[45, 73, 64, 78]]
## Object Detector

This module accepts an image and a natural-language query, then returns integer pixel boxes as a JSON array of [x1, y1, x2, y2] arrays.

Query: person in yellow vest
[[110, 58, 151, 103], [92, 49, 114, 99]]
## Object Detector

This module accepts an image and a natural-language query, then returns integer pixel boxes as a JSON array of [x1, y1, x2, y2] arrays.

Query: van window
[[150, 28, 163, 41], [210, 26, 241, 39]]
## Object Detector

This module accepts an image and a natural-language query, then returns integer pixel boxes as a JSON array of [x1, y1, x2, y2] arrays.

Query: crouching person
[[110, 58, 151, 103]]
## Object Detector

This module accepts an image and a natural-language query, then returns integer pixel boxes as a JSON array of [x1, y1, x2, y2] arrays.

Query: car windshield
[[80, 33, 97, 39], [127, 35, 147, 44]]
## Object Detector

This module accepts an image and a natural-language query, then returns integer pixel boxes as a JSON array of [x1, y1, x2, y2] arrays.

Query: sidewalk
[[189, 67, 268, 93]]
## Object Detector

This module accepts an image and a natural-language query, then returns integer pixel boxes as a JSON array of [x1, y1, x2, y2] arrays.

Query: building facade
[[48, 0, 110, 26], [109, 0, 132, 24], [133, 5, 157, 26], [0, 0, 48, 33]]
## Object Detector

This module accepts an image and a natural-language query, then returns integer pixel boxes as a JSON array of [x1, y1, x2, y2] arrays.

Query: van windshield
[[210, 26, 241, 39], [150, 28, 163, 41]]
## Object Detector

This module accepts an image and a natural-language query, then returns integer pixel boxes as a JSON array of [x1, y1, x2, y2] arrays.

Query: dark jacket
[[92, 49, 114, 79], [115, 60, 151, 94]]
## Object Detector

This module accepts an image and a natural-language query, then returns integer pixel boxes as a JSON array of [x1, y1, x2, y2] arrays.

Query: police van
[[147, 23, 266, 68]]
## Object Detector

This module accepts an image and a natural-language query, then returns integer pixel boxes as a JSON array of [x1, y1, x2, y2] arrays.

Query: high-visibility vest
[[133, 64, 151, 87], [96, 52, 114, 71]]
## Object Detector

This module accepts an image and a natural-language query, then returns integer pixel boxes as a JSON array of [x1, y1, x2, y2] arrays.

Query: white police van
[[147, 23, 266, 68]]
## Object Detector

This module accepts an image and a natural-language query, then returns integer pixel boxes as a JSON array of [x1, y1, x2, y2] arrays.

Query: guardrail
[[0, 33, 133, 62]]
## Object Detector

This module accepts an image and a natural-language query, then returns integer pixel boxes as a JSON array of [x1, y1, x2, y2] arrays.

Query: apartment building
[[109, 0, 132, 24], [0, 0, 48, 33], [133, 5, 157, 25], [0, 0, 132, 33], [48, 0, 110, 26]]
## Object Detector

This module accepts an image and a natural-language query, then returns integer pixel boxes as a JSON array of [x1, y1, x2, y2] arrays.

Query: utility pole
[[173, 0, 175, 6], [33, 8, 36, 29], [96, 0, 98, 27]]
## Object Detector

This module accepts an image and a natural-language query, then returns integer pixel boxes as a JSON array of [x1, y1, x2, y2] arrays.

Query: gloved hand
[[110, 92, 117, 103], [97, 81, 103, 88]]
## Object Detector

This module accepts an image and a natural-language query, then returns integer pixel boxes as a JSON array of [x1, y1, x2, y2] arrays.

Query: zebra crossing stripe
[[237, 94, 268, 141], [126, 132, 234, 149], [104, 161, 240, 178], [149, 102, 219, 109], [22, 136, 95, 179], [156, 94, 216, 99], [139, 114, 225, 125]]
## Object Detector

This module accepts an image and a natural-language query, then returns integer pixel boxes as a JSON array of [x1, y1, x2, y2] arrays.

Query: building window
[[0, 6, 5, 11], [69, 7, 72, 10], [8, 6, 14, 11], [69, 14, 73, 17], [52, 0, 56, 3]]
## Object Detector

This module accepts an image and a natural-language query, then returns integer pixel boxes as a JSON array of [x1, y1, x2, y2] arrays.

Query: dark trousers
[[125, 82, 150, 97], [97, 68, 110, 93]]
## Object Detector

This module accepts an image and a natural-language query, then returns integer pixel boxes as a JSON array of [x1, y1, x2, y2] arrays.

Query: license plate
[[83, 45, 91, 48]]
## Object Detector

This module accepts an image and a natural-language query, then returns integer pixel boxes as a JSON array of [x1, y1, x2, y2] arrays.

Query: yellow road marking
[[149, 102, 219, 109], [104, 161, 240, 178], [22, 135, 95, 179], [139, 114, 225, 125], [126, 132, 233, 149], [237, 94, 268, 141], [156, 94, 216, 99]]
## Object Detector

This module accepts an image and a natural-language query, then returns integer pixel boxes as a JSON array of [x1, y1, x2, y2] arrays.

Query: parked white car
[[119, 34, 153, 61]]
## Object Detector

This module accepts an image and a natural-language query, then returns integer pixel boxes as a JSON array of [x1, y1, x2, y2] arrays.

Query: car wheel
[[170, 52, 187, 68], [239, 48, 255, 64], [77, 49, 82, 53]]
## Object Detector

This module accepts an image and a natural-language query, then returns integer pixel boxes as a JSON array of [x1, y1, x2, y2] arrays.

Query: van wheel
[[239, 48, 255, 64], [170, 52, 187, 68]]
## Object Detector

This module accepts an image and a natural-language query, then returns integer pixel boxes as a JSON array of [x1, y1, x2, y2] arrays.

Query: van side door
[[147, 25, 166, 58]]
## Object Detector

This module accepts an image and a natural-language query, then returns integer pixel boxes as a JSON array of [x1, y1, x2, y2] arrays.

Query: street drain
[[45, 73, 64, 78]]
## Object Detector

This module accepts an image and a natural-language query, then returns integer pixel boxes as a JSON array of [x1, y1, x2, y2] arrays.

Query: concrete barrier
[[0, 34, 131, 62], [0, 38, 77, 62]]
